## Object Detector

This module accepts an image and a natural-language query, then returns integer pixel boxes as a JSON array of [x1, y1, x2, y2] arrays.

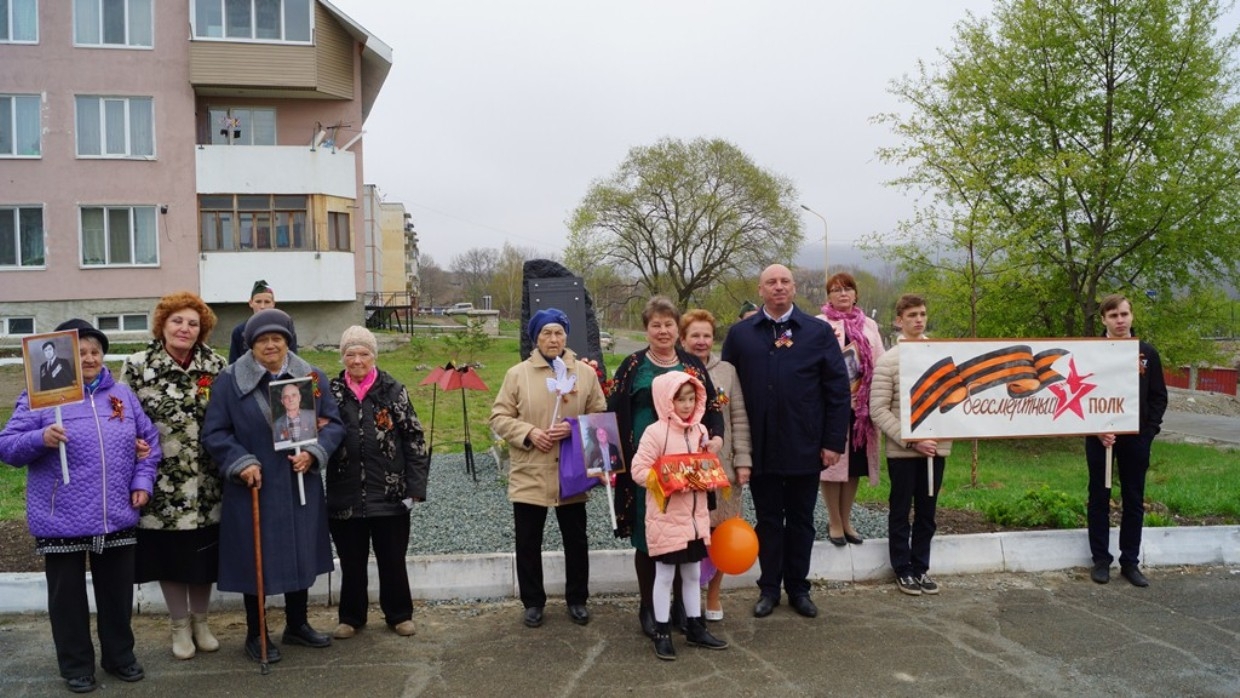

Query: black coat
[[722, 305, 850, 476], [326, 369, 429, 518]]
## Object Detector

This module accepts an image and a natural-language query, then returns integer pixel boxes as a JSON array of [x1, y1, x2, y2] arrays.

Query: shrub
[[982, 486, 1085, 528]]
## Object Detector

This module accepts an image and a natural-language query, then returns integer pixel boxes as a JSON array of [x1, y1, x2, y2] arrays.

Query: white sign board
[[898, 339, 1141, 440]]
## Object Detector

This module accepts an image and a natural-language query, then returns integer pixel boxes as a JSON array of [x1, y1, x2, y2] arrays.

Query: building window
[[80, 205, 158, 266], [75, 96, 154, 158], [96, 313, 148, 332], [0, 94, 40, 156], [328, 211, 350, 251], [0, 0, 38, 43], [193, 0, 311, 42], [199, 194, 309, 251], [0, 206, 44, 267], [1, 317, 35, 335], [208, 107, 276, 145], [74, 0, 152, 48]]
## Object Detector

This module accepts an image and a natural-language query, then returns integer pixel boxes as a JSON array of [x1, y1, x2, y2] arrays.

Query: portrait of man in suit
[[271, 380, 317, 450], [37, 340, 76, 392]]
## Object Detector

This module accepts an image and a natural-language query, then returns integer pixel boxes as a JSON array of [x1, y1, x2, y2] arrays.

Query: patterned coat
[[123, 340, 227, 530], [327, 369, 430, 519]]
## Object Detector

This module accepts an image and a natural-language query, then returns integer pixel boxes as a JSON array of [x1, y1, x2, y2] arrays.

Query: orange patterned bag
[[647, 452, 730, 511]]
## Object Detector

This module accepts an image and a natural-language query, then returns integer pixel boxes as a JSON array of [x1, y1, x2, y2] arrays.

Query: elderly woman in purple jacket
[[0, 319, 161, 694]]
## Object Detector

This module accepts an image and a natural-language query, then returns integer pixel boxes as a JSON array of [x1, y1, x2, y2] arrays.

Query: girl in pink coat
[[631, 371, 728, 660]]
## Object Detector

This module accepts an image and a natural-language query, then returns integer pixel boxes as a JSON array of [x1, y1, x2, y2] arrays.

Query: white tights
[[652, 560, 701, 623]]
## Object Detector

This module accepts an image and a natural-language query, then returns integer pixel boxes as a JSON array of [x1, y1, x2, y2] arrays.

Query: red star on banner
[[1047, 357, 1096, 419]]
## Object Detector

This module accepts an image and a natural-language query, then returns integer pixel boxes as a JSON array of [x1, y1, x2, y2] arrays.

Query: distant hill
[[794, 241, 897, 277]]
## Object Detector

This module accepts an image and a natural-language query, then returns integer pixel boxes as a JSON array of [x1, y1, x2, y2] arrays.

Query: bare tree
[[450, 247, 499, 306]]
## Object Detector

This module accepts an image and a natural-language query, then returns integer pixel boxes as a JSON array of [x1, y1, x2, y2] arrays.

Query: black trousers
[[1085, 434, 1151, 567], [887, 456, 946, 577], [45, 545, 137, 679], [244, 589, 309, 637], [328, 515, 413, 627], [513, 501, 589, 608], [748, 473, 819, 599]]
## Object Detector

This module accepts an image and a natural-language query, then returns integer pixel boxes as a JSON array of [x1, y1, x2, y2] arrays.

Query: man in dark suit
[[722, 263, 850, 620], [273, 383, 317, 449], [38, 341, 76, 391]]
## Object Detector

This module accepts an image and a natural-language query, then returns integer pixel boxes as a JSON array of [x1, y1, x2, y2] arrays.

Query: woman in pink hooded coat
[[630, 371, 728, 660]]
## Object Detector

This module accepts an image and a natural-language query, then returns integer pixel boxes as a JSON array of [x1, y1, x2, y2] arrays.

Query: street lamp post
[[800, 204, 829, 288]]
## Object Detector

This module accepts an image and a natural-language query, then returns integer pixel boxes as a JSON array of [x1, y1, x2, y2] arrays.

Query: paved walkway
[[1161, 411, 1240, 445], [1, 567, 1238, 697]]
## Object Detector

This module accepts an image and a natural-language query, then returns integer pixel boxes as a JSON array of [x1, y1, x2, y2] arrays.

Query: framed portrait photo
[[22, 330, 84, 410], [578, 412, 625, 475], [269, 377, 318, 451]]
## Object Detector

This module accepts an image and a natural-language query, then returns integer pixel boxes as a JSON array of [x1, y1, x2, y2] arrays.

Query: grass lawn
[[2, 335, 1238, 528]]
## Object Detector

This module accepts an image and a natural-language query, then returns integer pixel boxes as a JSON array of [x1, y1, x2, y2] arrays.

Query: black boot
[[686, 616, 729, 650], [639, 605, 656, 639], [652, 621, 676, 661], [670, 596, 687, 635]]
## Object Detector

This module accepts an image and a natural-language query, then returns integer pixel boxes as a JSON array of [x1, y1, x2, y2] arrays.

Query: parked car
[[445, 302, 474, 315], [599, 331, 614, 352]]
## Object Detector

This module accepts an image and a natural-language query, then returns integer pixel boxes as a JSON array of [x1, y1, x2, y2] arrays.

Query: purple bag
[[559, 417, 599, 499]]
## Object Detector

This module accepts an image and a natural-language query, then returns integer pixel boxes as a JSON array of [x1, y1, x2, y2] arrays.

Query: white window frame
[[0, 204, 45, 268], [73, 0, 153, 49], [1, 316, 36, 335], [75, 95, 155, 159], [95, 313, 148, 332], [0, 93, 41, 157], [0, 0, 39, 44], [208, 106, 277, 145], [78, 204, 159, 267], [191, 0, 313, 44]]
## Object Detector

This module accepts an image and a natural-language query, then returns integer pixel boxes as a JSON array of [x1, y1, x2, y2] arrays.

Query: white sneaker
[[704, 608, 724, 622]]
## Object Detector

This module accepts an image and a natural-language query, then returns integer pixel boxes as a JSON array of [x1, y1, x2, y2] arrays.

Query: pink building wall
[[0, 1, 200, 303]]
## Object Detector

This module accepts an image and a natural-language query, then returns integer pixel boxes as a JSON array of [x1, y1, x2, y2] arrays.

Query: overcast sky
[[330, 0, 1234, 270]]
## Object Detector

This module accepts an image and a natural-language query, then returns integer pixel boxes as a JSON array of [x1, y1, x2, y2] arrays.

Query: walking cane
[[250, 486, 270, 675]]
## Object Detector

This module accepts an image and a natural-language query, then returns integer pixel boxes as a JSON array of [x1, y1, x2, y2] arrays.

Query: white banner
[[897, 339, 1141, 440]]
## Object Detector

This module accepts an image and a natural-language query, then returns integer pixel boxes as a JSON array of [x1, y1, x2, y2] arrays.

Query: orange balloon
[[708, 517, 759, 575]]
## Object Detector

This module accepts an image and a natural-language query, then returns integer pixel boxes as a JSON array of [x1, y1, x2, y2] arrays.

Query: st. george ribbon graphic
[[909, 345, 1070, 430]]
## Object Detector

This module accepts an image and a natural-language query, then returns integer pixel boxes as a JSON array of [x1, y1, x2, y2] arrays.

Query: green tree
[[567, 137, 802, 309], [875, 0, 1240, 360]]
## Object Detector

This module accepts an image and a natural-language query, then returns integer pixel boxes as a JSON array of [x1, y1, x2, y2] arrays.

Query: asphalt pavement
[[1, 567, 1238, 697]]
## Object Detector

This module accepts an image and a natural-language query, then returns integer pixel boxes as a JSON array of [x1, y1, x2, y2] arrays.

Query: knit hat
[[339, 325, 377, 356], [244, 308, 294, 348], [251, 279, 274, 298], [738, 300, 758, 319], [528, 308, 570, 340], [55, 318, 109, 354]]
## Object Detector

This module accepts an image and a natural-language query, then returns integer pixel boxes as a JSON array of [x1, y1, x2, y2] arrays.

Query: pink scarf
[[346, 367, 379, 402], [821, 303, 875, 450]]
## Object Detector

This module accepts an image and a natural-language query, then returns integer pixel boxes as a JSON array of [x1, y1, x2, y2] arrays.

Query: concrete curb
[[2, 525, 1236, 615]]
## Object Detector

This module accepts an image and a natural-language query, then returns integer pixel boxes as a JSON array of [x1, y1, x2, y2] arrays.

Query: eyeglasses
[[828, 287, 855, 294]]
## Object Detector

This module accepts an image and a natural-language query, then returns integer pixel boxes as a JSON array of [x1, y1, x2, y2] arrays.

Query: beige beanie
[[339, 325, 377, 356]]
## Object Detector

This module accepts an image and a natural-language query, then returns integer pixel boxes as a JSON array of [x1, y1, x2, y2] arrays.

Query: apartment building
[[0, 0, 391, 348]]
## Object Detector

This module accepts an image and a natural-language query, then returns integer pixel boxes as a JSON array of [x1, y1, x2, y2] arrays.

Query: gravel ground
[[406, 453, 887, 555]]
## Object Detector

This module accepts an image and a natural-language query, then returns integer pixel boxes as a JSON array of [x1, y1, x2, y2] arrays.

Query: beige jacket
[[705, 354, 751, 524], [490, 350, 607, 507], [869, 342, 953, 460]]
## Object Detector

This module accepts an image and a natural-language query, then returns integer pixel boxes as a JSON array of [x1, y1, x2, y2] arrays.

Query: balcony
[[199, 250, 356, 304], [195, 145, 355, 198]]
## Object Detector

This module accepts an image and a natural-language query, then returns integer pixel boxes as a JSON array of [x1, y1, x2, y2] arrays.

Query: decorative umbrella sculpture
[[437, 363, 490, 481], [418, 362, 453, 460]]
